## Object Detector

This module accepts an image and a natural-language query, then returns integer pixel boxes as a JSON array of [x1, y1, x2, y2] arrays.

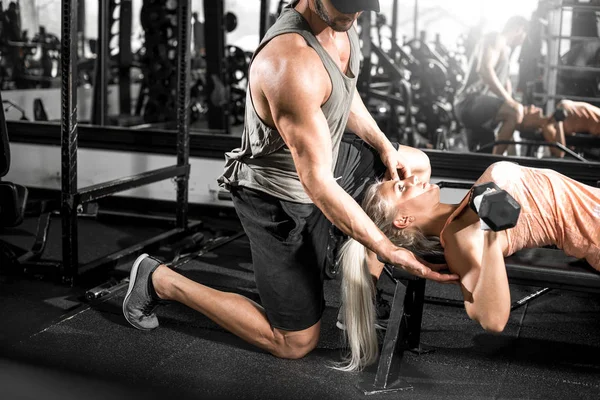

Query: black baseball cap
[[329, 0, 380, 13]]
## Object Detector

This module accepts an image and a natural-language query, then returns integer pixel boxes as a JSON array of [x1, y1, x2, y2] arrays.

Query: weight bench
[[0, 90, 54, 276], [358, 247, 600, 395], [357, 179, 600, 394], [565, 133, 600, 160], [0, 88, 28, 231]]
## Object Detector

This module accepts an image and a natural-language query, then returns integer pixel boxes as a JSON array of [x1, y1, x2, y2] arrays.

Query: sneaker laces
[[141, 298, 168, 316]]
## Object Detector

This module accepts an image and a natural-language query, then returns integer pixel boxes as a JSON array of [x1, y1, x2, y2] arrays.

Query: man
[[455, 16, 529, 155], [123, 0, 458, 360], [520, 100, 600, 158]]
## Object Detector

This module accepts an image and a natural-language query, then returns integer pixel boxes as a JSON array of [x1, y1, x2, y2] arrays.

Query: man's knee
[[271, 322, 320, 360]]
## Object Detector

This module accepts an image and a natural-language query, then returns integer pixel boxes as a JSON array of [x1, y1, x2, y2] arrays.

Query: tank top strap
[[439, 193, 471, 248]]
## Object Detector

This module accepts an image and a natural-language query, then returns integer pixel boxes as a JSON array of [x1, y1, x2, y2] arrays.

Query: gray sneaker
[[122, 253, 165, 331]]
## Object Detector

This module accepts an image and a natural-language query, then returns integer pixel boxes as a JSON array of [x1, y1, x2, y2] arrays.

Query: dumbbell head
[[469, 182, 521, 231], [552, 108, 568, 122], [469, 182, 500, 214]]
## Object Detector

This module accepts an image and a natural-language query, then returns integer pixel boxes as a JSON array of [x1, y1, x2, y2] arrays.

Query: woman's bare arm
[[443, 225, 512, 332]]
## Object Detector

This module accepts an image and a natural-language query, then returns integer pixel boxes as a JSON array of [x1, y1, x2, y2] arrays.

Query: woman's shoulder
[[478, 162, 524, 187], [442, 206, 481, 250]]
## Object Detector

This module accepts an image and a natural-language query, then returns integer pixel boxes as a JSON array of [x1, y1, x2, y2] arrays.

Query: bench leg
[[405, 278, 431, 353], [358, 278, 428, 394]]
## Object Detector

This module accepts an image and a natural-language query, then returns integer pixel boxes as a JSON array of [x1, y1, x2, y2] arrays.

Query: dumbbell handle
[[471, 189, 494, 231]]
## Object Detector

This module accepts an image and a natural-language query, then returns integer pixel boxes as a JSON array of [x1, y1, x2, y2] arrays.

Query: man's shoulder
[[259, 33, 318, 62], [253, 33, 326, 83], [482, 32, 504, 47]]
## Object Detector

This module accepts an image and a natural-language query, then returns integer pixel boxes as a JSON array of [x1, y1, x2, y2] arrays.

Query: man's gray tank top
[[217, 3, 360, 204], [455, 32, 510, 105]]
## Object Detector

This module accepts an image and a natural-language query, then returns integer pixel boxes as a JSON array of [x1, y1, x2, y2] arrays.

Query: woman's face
[[377, 175, 440, 213]]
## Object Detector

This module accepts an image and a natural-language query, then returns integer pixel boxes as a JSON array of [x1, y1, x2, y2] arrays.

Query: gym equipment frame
[[56, 0, 199, 285]]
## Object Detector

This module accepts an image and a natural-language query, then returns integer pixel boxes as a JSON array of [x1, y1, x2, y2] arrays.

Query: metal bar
[[553, 4, 600, 11], [92, 0, 109, 125], [476, 140, 588, 161], [119, 0, 133, 115], [541, 64, 600, 73], [259, 0, 271, 41], [511, 288, 552, 311], [176, 0, 191, 230], [545, 6, 560, 114], [391, 0, 398, 44], [371, 44, 406, 81], [557, 3, 564, 75], [78, 220, 203, 276], [554, 142, 587, 162], [96, 209, 201, 227], [368, 90, 407, 106], [60, 0, 80, 285], [413, 0, 418, 40], [533, 93, 600, 103], [357, 12, 373, 97], [16, 212, 53, 263], [76, 165, 189, 204], [373, 282, 410, 390], [203, 0, 229, 132], [369, 82, 393, 89], [547, 35, 600, 42], [424, 296, 464, 308], [171, 231, 247, 269]]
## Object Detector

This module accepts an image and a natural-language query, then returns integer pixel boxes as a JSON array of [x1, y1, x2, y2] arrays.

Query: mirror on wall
[[1, 0, 599, 165], [0, 0, 261, 131], [359, 0, 600, 162]]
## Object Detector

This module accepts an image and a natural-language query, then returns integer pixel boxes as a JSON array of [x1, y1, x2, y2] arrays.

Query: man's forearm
[[301, 172, 392, 256], [480, 67, 512, 102]]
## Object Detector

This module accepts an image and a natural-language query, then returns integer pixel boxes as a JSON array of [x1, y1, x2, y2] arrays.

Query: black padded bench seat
[[391, 247, 600, 293], [504, 248, 600, 293], [565, 133, 600, 148]]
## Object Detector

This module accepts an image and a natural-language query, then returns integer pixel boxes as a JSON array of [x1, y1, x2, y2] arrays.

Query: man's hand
[[383, 247, 460, 283], [380, 147, 411, 181], [508, 100, 525, 124]]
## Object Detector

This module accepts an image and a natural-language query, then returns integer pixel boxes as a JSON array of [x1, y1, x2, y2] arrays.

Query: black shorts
[[231, 134, 394, 331], [455, 94, 504, 131], [456, 94, 505, 151]]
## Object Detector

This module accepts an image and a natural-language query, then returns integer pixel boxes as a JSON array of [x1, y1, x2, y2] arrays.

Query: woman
[[520, 100, 600, 158], [337, 161, 600, 371]]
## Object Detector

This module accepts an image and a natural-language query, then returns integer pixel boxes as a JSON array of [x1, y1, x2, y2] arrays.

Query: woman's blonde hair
[[335, 180, 442, 371]]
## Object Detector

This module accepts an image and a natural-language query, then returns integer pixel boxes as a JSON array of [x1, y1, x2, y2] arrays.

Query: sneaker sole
[[122, 253, 154, 331]]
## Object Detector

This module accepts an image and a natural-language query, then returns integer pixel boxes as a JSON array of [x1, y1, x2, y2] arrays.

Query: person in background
[[455, 16, 529, 155], [520, 100, 600, 158]]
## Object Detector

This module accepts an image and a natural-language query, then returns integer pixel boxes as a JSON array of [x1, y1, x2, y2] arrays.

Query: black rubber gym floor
[[1, 211, 599, 400]]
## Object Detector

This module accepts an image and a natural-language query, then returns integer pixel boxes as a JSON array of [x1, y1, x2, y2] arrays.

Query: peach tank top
[[440, 162, 600, 270]]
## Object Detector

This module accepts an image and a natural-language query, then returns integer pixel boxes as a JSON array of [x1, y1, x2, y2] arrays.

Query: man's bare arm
[[478, 36, 513, 102], [505, 78, 512, 97], [261, 49, 392, 255], [259, 45, 456, 282]]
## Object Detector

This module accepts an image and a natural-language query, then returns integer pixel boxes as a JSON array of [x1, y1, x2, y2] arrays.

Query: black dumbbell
[[469, 182, 521, 231], [552, 108, 568, 122]]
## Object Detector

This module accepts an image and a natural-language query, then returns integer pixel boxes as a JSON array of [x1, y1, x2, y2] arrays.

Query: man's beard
[[314, 0, 354, 32]]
